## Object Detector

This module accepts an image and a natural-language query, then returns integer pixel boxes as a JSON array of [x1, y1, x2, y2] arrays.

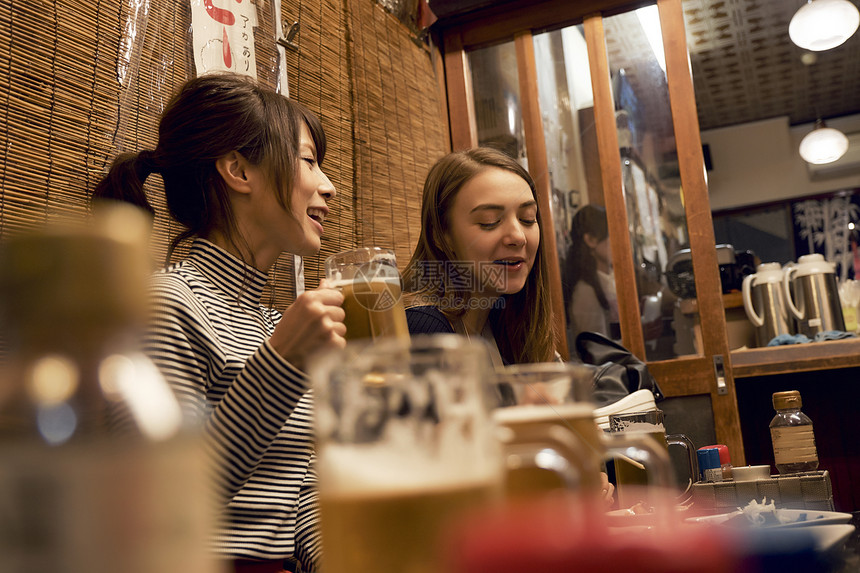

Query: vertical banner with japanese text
[[189, 0, 258, 78]]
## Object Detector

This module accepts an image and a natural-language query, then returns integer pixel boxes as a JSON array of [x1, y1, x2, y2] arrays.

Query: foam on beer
[[612, 420, 665, 433], [328, 277, 400, 289], [492, 402, 594, 425], [318, 441, 500, 496]]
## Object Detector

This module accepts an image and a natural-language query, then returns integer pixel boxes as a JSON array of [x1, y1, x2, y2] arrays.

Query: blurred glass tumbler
[[608, 410, 697, 508], [324, 247, 409, 341], [310, 335, 504, 573], [493, 363, 674, 500], [0, 205, 212, 573]]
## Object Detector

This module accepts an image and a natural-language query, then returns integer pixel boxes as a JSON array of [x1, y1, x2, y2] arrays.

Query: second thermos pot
[[783, 253, 845, 337]]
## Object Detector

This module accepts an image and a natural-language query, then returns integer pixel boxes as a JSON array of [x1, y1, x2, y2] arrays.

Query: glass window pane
[[468, 42, 528, 165], [604, 6, 699, 360], [532, 25, 615, 357]]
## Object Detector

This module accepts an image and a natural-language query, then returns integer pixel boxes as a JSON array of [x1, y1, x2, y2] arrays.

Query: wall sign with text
[[190, 0, 258, 78]]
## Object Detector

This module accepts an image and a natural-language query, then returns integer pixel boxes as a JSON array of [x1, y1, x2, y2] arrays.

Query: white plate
[[606, 504, 690, 526], [594, 389, 657, 430], [606, 507, 659, 526], [686, 508, 853, 528], [806, 524, 856, 552]]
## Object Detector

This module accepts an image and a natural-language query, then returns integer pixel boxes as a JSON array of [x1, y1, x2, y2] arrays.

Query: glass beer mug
[[310, 335, 503, 573], [324, 246, 409, 341], [608, 409, 697, 509], [493, 363, 674, 501]]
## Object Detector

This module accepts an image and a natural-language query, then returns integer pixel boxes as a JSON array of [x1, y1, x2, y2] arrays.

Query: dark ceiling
[[431, 0, 860, 133], [683, 0, 860, 131]]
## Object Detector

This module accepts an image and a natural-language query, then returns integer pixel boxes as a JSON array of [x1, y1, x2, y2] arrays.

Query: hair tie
[[136, 149, 160, 179]]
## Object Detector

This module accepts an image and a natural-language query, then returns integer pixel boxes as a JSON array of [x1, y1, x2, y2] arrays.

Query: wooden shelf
[[730, 337, 860, 378]]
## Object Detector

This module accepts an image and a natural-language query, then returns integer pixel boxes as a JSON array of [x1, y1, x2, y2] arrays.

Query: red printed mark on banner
[[222, 27, 232, 68], [203, 0, 245, 69], [204, 0, 235, 25]]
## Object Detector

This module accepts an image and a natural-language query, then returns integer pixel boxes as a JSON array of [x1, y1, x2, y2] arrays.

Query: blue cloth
[[768, 330, 857, 346], [767, 333, 811, 346], [813, 330, 858, 341]]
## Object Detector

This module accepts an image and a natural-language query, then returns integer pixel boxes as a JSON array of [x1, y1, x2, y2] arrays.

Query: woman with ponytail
[[92, 72, 343, 573], [562, 204, 619, 356]]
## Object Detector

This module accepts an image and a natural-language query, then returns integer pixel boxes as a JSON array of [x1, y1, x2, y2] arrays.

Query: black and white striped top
[[143, 239, 320, 569]]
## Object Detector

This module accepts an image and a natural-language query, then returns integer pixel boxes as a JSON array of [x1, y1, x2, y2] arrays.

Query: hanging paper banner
[[190, 0, 258, 78]]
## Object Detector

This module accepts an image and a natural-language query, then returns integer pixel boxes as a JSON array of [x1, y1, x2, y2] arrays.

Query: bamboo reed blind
[[0, 0, 447, 311]]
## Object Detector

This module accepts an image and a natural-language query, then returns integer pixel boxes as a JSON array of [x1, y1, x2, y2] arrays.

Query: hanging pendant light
[[799, 119, 850, 164], [789, 0, 860, 51]]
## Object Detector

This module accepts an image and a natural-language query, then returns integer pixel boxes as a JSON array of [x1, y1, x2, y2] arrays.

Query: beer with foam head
[[493, 403, 604, 495], [608, 410, 695, 508], [319, 446, 500, 573], [333, 277, 409, 342], [311, 336, 503, 573], [494, 366, 679, 506], [325, 247, 409, 342], [612, 430, 670, 508], [493, 364, 604, 496]]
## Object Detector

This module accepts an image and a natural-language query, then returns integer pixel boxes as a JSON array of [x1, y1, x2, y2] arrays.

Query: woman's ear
[[583, 232, 600, 249], [215, 151, 253, 194]]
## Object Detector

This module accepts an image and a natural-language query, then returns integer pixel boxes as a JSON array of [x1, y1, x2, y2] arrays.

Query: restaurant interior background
[[694, 0, 860, 276], [1, 0, 858, 511]]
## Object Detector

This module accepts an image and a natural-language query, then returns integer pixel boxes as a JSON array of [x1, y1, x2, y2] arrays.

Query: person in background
[[91, 72, 344, 573], [563, 204, 620, 357], [402, 147, 557, 367]]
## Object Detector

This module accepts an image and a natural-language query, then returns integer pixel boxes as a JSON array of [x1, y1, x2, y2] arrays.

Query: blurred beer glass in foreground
[[493, 363, 601, 495], [608, 409, 697, 508], [310, 335, 503, 573], [324, 247, 409, 342], [494, 363, 674, 505]]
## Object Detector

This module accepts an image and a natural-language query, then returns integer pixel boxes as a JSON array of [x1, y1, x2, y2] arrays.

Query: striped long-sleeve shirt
[[143, 239, 320, 570]]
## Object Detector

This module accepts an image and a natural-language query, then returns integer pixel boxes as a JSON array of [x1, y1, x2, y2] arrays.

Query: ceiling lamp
[[789, 0, 860, 51], [799, 119, 850, 164]]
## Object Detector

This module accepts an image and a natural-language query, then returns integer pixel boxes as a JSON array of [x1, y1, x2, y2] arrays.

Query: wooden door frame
[[435, 0, 745, 461], [658, 0, 742, 461]]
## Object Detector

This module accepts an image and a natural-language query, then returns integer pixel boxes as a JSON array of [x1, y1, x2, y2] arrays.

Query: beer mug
[[311, 335, 503, 573], [324, 246, 409, 341], [608, 409, 697, 508], [494, 363, 673, 500]]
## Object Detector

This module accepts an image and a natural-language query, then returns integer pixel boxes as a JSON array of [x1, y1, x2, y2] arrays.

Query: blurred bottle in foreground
[[0, 205, 216, 573]]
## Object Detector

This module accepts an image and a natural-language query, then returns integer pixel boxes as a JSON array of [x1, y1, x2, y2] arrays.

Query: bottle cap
[[700, 444, 730, 465], [772, 390, 802, 410]]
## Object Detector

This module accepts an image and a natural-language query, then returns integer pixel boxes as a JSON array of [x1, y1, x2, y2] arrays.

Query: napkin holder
[[691, 470, 834, 513]]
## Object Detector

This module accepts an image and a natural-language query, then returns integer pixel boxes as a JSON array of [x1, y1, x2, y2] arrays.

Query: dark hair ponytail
[[91, 150, 159, 218], [563, 204, 609, 317], [90, 72, 326, 266]]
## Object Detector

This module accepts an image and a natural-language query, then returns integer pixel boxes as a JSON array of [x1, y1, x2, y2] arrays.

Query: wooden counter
[[730, 338, 860, 513], [679, 292, 860, 379]]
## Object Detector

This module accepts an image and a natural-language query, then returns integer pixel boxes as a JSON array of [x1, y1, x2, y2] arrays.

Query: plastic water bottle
[[769, 390, 819, 475]]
